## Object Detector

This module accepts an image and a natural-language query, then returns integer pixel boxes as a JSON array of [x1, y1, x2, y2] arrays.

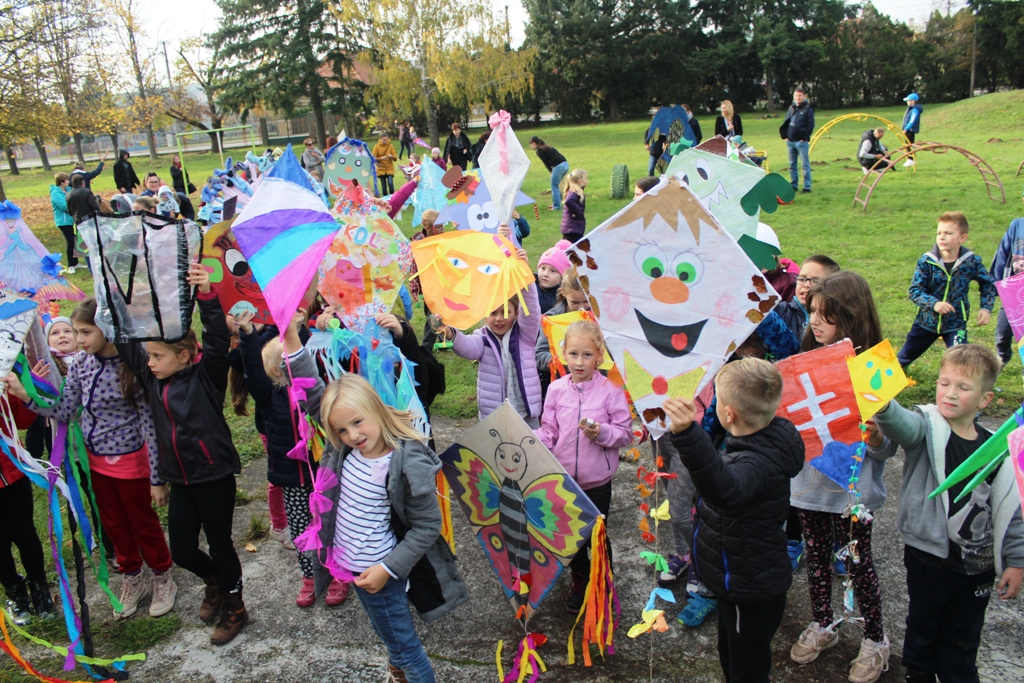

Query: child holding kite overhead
[[790, 271, 893, 683], [116, 264, 247, 646], [534, 320, 633, 612]]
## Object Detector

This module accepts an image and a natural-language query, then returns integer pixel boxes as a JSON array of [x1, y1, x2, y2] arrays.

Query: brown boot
[[386, 664, 408, 683], [210, 589, 248, 646], [198, 577, 223, 624]]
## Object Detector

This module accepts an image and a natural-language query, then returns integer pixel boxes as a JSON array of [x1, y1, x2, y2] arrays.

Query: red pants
[[91, 472, 172, 575]]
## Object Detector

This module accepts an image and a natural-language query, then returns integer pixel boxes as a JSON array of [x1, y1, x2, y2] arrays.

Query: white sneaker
[[790, 621, 839, 664], [862, 166, 869, 175], [149, 571, 177, 617], [903, 159, 915, 167], [66, 266, 76, 275], [848, 636, 890, 683], [270, 526, 295, 550], [114, 572, 150, 619]]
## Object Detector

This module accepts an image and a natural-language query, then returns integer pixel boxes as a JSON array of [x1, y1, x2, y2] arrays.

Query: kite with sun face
[[200, 217, 272, 323], [566, 176, 778, 437]]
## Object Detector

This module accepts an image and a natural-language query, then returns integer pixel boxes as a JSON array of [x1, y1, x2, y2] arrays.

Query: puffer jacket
[[670, 417, 805, 604], [534, 373, 633, 489], [902, 104, 923, 133], [989, 217, 1024, 281], [33, 352, 161, 485], [561, 191, 586, 237], [783, 100, 815, 142], [50, 185, 71, 226], [117, 290, 240, 485], [452, 283, 542, 420], [909, 245, 996, 334]]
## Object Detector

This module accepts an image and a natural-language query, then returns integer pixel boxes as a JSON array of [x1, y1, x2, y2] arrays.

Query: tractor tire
[[610, 164, 630, 199]]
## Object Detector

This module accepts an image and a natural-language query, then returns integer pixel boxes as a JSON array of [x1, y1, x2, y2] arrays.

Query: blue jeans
[[354, 578, 435, 682], [647, 154, 658, 176], [787, 140, 811, 190], [550, 161, 569, 209]]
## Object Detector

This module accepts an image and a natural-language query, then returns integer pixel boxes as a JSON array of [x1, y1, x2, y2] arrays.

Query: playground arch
[[852, 142, 1006, 212], [1017, 158, 1024, 176], [809, 113, 911, 157]]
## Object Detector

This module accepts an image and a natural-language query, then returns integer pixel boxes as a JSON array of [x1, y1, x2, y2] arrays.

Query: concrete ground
[[79, 415, 1024, 682]]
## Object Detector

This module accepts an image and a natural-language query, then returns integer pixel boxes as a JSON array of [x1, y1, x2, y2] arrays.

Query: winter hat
[[538, 239, 573, 275], [903, 93, 919, 102], [45, 316, 73, 341]]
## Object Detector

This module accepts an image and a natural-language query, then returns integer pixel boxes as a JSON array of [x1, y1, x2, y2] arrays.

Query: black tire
[[611, 164, 630, 199]]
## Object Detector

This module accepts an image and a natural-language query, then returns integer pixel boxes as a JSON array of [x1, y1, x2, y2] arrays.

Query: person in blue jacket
[[989, 216, 1024, 365], [902, 93, 923, 167]]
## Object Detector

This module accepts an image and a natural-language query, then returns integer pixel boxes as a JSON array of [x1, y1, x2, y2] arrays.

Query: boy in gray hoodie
[[873, 344, 1024, 683]]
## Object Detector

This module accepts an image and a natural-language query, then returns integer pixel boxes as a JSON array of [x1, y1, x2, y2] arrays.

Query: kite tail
[[547, 359, 567, 381], [497, 633, 547, 683], [567, 516, 618, 666], [0, 612, 104, 683], [435, 472, 456, 556]]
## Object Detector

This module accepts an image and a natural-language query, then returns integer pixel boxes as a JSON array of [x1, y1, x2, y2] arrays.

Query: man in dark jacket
[[66, 173, 101, 224], [782, 87, 815, 193], [113, 149, 140, 194], [683, 104, 702, 145], [664, 358, 804, 683], [857, 128, 891, 172], [70, 155, 106, 189]]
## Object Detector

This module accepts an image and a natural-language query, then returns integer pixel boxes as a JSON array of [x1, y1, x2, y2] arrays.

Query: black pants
[[399, 141, 411, 159], [58, 225, 78, 267], [569, 481, 612, 578], [860, 158, 892, 171], [906, 131, 917, 159], [785, 505, 803, 542], [716, 593, 787, 683], [903, 547, 994, 683], [421, 301, 438, 349], [379, 175, 394, 196], [898, 322, 963, 368], [0, 478, 47, 587], [168, 476, 242, 591]]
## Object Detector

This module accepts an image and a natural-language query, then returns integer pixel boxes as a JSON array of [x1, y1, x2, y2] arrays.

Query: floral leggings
[[798, 509, 884, 642], [282, 485, 314, 579]]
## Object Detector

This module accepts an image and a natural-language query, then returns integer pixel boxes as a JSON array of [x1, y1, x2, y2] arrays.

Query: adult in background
[[529, 136, 569, 211], [471, 130, 490, 170], [301, 138, 326, 177], [398, 122, 412, 159], [682, 104, 702, 145], [858, 128, 892, 173], [66, 173, 101, 225], [372, 133, 398, 196], [49, 173, 79, 273], [443, 122, 472, 171], [113, 149, 140, 194], [714, 100, 742, 139], [782, 87, 815, 193], [169, 154, 195, 196], [71, 153, 107, 189], [902, 93, 922, 167]]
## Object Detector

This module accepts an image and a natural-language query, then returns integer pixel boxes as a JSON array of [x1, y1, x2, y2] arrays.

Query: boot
[[198, 576, 223, 624], [27, 579, 56, 618], [3, 577, 33, 625], [210, 588, 248, 646], [386, 664, 409, 683]]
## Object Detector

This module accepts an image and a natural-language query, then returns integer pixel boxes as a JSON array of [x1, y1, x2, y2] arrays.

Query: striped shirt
[[333, 450, 396, 573]]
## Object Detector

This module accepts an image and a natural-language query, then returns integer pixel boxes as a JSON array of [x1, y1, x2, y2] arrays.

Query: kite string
[[649, 439, 658, 683]]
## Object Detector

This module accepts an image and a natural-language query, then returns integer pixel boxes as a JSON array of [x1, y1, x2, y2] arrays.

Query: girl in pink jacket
[[534, 320, 632, 612]]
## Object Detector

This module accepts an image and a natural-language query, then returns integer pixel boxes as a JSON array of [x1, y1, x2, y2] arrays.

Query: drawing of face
[[324, 140, 374, 200], [493, 439, 531, 482], [847, 340, 909, 422], [665, 145, 764, 241], [201, 219, 271, 324]]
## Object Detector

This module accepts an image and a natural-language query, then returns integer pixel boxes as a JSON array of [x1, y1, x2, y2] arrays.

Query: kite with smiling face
[[567, 176, 779, 437]]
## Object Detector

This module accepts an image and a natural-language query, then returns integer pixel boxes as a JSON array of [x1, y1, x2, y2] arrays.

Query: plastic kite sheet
[[0, 200, 84, 302], [846, 340, 908, 422], [0, 294, 37, 378], [1006, 426, 1024, 512], [200, 217, 272, 323], [78, 212, 202, 343], [435, 168, 533, 234], [324, 137, 378, 199], [566, 176, 779, 438], [995, 272, 1024, 341], [440, 401, 599, 625], [541, 310, 614, 374], [411, 231, 534, 330], [776, 339, 864, 488], [477, 110, 531, 226]]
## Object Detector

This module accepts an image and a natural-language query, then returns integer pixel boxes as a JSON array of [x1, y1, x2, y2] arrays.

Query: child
[[50, 173, 77, 273], [25, 317, 78, 463], [898, 211, 995, 369], [117, 264, 247, 645], [292, 358, 468, 682], [430, 147, 446, 170], [373, 133, 398, 196], [535, 267, 590, 398], [634, 176, 659, 199], [873, 345, 1023, 683], [9, 299, 177, 621], [775, 254, 841, 342], [535, 239, 572, 315], [534, 321, 632, 611], [663, 358, 804, 683], [790, 271, 893, 683], [989, 215, 1024, 366], [560, 169, 588, 243]]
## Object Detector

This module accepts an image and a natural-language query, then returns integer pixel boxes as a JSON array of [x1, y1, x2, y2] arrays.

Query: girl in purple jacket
[[559, 169, 588, 243], [534, 320, 632, 611]]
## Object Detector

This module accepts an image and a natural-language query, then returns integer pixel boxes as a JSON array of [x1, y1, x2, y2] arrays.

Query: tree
[[107, 0, 161, 160], [164, 37, 227, 154], [212, 0, 360, 148]]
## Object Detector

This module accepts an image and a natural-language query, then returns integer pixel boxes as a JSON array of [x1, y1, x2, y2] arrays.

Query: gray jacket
[[535, 300, 567, 372], [790, 436, 894, 515], [873, 401, 1024, 574]]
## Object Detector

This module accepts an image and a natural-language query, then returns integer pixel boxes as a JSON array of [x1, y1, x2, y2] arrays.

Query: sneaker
[[787, 540, 804, 573], [4, 577, 33, 625], [66, 266, 76, 275], [27, 579, 55, 618], [325, 578, 349, 607], [903, 159, 916, 167], [862, 166, 869, 175], [564, 571, 587, 613], [114, 572, 150, 619], [848, 636, 890, 683], [657, 554, 690, 587], [270, 526, 295, 550], [801, 188, 811, 194], [296, 576, 316, 608], [677, 592, 717, 627], [834, 544, 848, 577], [790, 621, 839, 664], [149, 572, 177, 617]]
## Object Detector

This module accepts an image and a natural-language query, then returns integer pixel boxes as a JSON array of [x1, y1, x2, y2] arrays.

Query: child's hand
[[579, 419, 601, 441], [31, 359, 49, 377], [283, 310, 304, 354], [187, 263, 211, 293], [997, 566, 1022, 600], [933, 301, 955, 315], [977, 309, 991, 326], [663, 397, 697, 434], [151, 484, 169, 508], [235, 310, 255, 335], [354, 564, 391, 594], [315, 306, 338, 331], [497, 224, 511, 238], [375, 313, 404, 339], [515, 247, 528, 262], [2, 373, 29, 403], [865, 420, 883, 448]]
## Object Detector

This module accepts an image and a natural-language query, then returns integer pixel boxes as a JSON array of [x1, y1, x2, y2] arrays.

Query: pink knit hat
[[537, 240, 573, 275]]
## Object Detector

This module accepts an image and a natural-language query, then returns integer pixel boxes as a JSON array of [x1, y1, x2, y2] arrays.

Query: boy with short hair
[[898, 211, 996, 369], [873, 344, 1023, 683], [664, 358, 805, 683], [775, 254, 841, 342]]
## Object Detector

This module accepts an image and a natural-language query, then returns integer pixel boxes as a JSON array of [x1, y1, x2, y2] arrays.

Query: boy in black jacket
[[664, 358, 804, 683]]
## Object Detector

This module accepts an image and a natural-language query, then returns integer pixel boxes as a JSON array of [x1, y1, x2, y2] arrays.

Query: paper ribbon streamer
[[640, 551, 669, 574], [649, 499, 670, 525], [567, 516, 618, 667], [488, 110, 513, 175], [627, 609, 669, 638], [1, 610, 101, 683], [3, 608, 145, 668], [643, 587, 676, 613], [497, 633, 547, 683]]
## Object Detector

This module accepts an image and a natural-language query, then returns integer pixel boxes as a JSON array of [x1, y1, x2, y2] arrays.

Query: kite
[[646, 105, 696, 165], [0, 294, 38, 378], [996, 272, 1024, 343], [410, 230, 534, 330], [541, 310, 614, 379], [435, 168, 534, 234], [477, 110, 531, 226], [410, 156, 448, 228], [846, 340, 909, 422], [78, 212, 202, 343], [230, 144, 339, 334], [200, 216, 272, 323], [318, 186, 413, 330], [0, 200, 84, 303], [776, 340, 865, 489], [929, 408, 1023, 503], [566, 176, 779, 438], [1007, 426, 1024, 511], [323, 136, 378, 199]]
